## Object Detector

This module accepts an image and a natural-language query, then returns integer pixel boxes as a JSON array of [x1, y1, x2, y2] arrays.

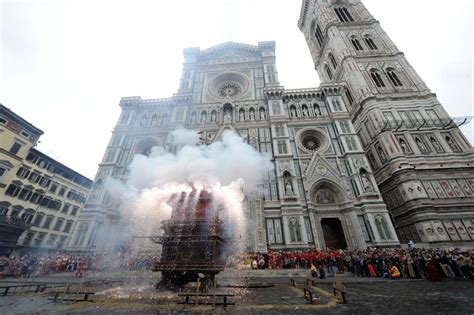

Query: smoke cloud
[[104, 129, 273, 251]]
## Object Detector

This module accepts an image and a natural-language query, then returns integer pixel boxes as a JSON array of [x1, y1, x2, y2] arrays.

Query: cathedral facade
[[69, 0, 474, 252]]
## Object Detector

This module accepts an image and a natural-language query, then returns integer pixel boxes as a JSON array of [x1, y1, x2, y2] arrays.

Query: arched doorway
[[321, 218, 347, 249], [310, 181, 351, 250]]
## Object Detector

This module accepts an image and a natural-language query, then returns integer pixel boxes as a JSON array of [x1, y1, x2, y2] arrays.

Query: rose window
[[302, 135, 321, 151], [218, 82, 242, 97], [208, 73, 249, 100], [296, 128, 328, 154]]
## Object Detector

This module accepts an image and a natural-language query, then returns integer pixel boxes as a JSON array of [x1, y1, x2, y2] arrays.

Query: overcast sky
[[1, 0, 473, 179]]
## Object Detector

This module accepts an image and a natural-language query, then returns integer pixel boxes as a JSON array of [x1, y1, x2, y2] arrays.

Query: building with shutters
[[0, 104, 92, 256]]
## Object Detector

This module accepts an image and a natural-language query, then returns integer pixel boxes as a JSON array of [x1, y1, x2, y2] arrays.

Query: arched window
[[334, 7, 354, 23], [332, 99, 343, 111], [325, 65, 333, 80], [346, 137, 358, 151], [375, 217, 385, 240], [375, 215, 392, 240], [386, 68, 403, 87], [343, 7, 354, 22], [314, 24, 325, 47], [275, 124, 285, 137], [370, 70, 386, 88], [364, 36, 378, 50], [345, 89, 354, 105], [277, 141, 288, 154], [289, 217, 302, 242], [351, 37, 364, 51], [329, 53, 338, 69]]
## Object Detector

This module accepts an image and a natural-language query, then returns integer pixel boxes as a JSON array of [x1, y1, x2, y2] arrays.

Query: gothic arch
[[385, 67, 404, 87], [369, 68, 386, 88], [374, 214, 392, 240]]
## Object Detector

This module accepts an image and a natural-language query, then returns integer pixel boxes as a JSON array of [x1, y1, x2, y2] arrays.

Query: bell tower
[[299, 0, 474, 246]]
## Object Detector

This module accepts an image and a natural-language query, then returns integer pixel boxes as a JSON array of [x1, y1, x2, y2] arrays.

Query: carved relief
[[431, 181, 447, 198], [458, 179, 473, 196], [439, 181, 455, 198], [249, 128, 259, 151], [422, 181, 437, 199]]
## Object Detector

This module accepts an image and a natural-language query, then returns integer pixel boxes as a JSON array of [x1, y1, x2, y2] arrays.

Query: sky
[[1, 0, 473, 179]]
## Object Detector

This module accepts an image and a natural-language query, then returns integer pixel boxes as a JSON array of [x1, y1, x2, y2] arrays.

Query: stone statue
[[302, 107, 309, 116], [415, 138, 427, 153], [446, 136, 460, 151], [259, 109, 266, 120], [239, 111, 245, 121], [361, 172, 373, 191], [190, 113, 196, 124], [315, 105, 322, 116], [211, 111, 216, 123], [249, 111, 255, 120], [201, 112, 207, 123], [290, 107, 297, 117], [430, 137, 442, 152], [285, 181, 293, 194], [399, 138, 409, 154]]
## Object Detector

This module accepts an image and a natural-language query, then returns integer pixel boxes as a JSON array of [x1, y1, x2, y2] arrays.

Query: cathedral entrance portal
[[321, 218, 347, 249]]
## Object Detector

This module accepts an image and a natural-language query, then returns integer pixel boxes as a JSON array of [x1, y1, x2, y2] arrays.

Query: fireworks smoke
[[103, 129, 273, 253]]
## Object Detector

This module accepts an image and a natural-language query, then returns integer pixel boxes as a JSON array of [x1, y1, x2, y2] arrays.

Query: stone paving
[[0, 270, 473, 314]]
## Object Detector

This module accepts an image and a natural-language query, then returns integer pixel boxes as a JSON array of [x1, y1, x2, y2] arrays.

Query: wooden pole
[[213, 278, 217, 307], [195, 278, 200, 306]]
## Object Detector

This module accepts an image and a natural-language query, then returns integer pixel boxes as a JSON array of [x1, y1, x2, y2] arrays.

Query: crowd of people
[[232, 247, 474, 281], [1, 247, 473, 282], [0, 252, 158, 279]]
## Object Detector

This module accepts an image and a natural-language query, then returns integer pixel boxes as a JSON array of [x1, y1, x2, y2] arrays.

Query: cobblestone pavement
[[0, 271, 473, 314]]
